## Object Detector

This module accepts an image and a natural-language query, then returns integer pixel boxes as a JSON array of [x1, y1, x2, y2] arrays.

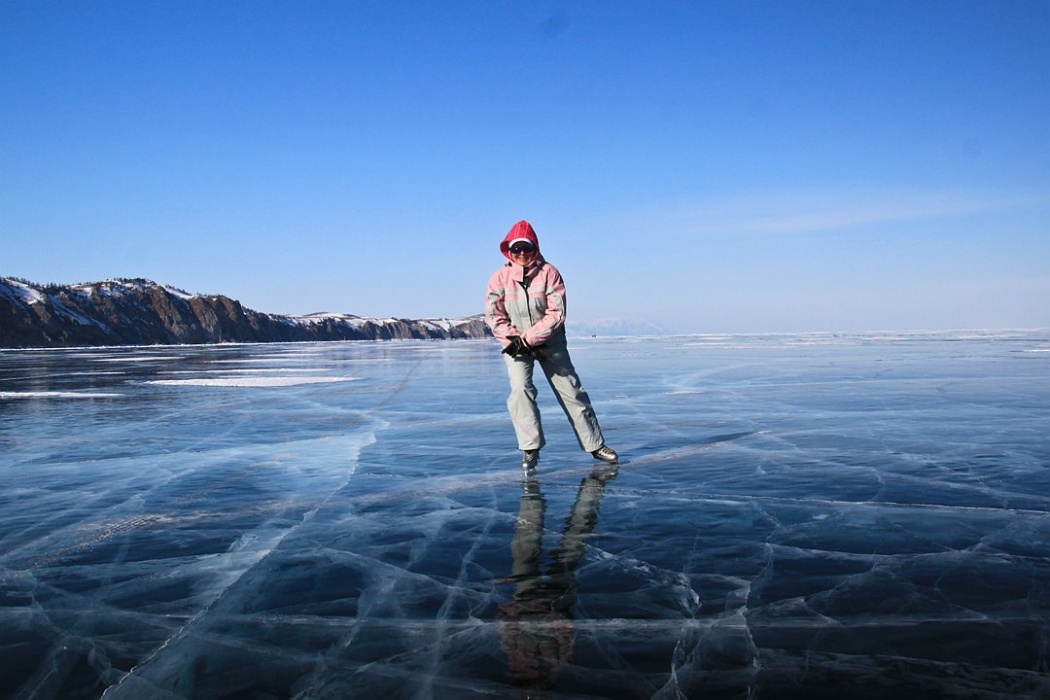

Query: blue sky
[[3, 1, 1048, 333]]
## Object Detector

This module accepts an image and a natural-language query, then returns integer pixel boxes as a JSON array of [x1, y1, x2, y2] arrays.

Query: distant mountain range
[[0, 277, 491, 348]]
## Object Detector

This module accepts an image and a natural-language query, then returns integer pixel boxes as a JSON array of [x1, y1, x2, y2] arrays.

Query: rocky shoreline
[[0, 277, 490, 348]]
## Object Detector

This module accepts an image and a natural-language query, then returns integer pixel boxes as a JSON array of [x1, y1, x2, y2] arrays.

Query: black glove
[[503, 336, 549, 361], [501, 336, 526, 356]]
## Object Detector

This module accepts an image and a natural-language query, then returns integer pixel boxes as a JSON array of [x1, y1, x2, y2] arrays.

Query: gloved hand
[[501, 336, 526, 356], [502, 336, 548, 361]]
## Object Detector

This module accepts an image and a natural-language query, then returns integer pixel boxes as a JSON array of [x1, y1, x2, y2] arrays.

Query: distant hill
[[0, 277, 491, 348]]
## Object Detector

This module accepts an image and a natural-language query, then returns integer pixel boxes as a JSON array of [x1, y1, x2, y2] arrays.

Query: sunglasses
[[509, 245, 536, 255]]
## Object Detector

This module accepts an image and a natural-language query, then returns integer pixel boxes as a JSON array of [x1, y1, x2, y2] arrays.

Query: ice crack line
[[101, 431, 375, 698]]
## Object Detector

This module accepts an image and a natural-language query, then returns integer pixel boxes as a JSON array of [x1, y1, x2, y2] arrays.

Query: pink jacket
[[485, 221, 567, 348]]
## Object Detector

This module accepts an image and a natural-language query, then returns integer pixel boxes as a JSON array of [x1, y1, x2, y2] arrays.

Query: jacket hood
[[499, 220, 541, 261]]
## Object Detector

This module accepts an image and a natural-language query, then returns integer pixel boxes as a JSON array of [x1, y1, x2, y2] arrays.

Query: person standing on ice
[[485, 220, 619, 470]]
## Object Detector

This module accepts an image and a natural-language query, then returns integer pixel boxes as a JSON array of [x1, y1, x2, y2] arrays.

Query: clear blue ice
[[2, 333, 1050, 699]]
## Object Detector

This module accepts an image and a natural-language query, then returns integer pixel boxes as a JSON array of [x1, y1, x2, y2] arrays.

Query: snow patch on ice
[[0, 391, 125, 399], [147, 376, 360, 387]]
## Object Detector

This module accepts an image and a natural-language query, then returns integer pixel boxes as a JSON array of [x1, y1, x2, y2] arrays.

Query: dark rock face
[[0, 277, 491, 348]]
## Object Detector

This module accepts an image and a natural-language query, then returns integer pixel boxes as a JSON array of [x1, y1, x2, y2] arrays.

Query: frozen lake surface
[[2, 332, 1050, 699]]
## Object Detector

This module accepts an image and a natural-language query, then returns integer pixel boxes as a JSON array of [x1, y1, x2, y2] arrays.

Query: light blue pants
[[502, 336, 605, 453]]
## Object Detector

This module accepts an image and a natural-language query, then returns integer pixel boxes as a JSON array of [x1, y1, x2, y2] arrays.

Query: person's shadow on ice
[[496, 466, 618, 695]]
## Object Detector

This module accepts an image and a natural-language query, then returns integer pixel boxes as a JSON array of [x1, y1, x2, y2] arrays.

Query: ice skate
[[521, 449, 540, 470]]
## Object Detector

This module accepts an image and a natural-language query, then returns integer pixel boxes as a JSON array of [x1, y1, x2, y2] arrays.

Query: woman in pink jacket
[[485, 220, 619, 470]]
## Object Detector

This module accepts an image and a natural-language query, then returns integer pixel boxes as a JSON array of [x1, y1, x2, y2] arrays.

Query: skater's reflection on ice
[[497, 466, 618, 695]]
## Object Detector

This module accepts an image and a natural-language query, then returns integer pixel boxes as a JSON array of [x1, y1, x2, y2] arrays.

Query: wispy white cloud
[[620, 188, 1048, 238]]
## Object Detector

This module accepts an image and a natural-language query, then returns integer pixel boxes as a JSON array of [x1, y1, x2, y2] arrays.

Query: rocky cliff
[[0, 277, 491, 348]]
